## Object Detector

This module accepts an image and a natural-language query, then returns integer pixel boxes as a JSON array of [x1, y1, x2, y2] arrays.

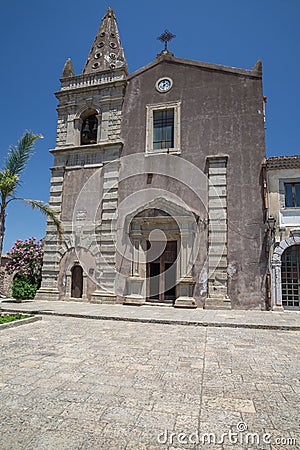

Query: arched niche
[[73, 108, 101, 146], [80, 109, 98, 145]]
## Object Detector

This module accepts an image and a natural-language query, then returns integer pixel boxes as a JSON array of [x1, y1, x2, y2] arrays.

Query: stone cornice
[[128, 55, 262, 81], [56, 69, 127, 97], [56, 95, 124, 111], [50, 140, 124, 154]]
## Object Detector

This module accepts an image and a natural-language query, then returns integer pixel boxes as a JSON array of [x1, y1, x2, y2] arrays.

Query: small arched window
[[81, 113, 98, 145]]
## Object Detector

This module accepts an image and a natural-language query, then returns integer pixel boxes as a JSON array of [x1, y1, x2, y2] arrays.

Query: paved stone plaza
[[2, 300, 300, 330], [0, 315, 299, 449]]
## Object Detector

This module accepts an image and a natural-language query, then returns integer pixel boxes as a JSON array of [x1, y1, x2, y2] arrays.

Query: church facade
[[36, 7, 267, 309]]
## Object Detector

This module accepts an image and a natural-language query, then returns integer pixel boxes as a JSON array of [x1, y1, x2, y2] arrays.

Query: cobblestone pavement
[[0, 316, 299, 450]]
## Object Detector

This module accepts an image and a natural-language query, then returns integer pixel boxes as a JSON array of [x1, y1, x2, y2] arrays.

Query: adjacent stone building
[[266, 156, 300, 311], [36, 7, 267, 309]]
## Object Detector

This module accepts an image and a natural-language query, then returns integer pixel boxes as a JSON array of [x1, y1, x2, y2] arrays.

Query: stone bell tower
[[36, 7, 127, 302]]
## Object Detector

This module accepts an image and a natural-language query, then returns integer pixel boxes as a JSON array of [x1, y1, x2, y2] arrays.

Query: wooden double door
[[147, 241, 177, 303]]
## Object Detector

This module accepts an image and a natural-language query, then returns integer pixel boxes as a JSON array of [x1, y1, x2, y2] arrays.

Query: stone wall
[[0, 256, 13, 298]]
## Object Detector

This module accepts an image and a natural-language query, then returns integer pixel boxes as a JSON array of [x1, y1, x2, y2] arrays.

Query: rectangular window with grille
[[285, 182, 300, 207], [153, 109, 174, 150]]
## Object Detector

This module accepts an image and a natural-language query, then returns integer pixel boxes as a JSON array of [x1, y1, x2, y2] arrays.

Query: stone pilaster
[[271, 260, 284, 311], [205, 156, 231, 309], [174, 227, 197, 308], [91, 159, 120, 303], [124, 233, 146, 305], [35, 167, 65, 301]]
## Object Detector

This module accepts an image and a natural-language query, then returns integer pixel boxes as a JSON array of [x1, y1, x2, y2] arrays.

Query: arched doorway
[[281, 245, 300, 309], [71, 265, 83, 298], [271, 234, 300, 310]]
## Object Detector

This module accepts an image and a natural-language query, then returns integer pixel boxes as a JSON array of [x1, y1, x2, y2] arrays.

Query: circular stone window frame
[[155, 77, 173, 93]]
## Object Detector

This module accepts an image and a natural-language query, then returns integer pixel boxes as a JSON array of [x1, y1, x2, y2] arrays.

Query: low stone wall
[[0, 256, 14, 298]]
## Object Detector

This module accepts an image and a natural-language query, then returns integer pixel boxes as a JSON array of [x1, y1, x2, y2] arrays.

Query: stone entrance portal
[[123, 200, 198, 308]]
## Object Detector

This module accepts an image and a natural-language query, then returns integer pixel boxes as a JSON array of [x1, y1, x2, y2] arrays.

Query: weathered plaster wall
[[120, 58, 267, 308], [61, 167, 102, 222]]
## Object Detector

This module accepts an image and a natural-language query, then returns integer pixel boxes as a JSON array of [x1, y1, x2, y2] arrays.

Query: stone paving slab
[[1, 299, 300, 330], [0, 316, 299, 449]]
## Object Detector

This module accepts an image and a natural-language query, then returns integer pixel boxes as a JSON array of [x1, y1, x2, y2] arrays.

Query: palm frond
[[0, 171, 19, 202], [4, 131, 43, 176], [21, 199, 63, 240]]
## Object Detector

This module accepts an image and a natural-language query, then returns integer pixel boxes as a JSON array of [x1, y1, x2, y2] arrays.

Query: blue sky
[[0, 0, 299, 252]]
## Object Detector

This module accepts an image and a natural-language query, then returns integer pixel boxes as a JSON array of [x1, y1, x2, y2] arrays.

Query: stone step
[[204, 298, 231, 310]]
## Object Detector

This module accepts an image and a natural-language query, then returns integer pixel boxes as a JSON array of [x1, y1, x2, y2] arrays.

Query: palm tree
[[0, 131, 62, 261]]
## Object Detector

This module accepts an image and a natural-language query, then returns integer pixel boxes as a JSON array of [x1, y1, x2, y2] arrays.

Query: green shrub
[[12, 275, 38, 300]]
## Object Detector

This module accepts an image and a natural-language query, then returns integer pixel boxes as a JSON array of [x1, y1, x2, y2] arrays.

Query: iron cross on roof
[[157, 30, 176, 51]]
